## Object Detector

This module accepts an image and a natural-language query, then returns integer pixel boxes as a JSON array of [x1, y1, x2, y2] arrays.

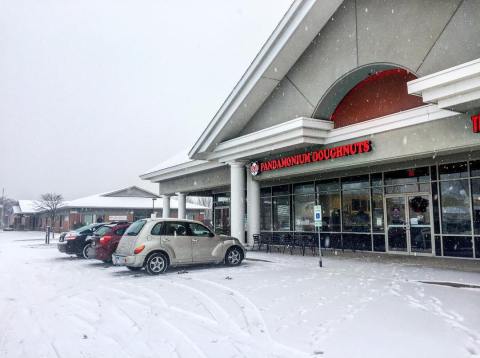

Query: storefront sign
[[251, 140, 372, 175], [472, 114, 480, 133]]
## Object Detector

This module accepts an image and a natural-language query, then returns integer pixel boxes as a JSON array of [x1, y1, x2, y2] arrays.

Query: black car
[[57, 223, 106, 259]]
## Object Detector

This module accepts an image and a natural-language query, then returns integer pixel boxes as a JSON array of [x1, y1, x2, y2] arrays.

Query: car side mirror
[[208, 232, 215, 238]]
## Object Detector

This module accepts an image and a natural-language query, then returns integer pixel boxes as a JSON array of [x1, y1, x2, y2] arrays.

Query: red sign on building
[[251, 140, 372, 175], [472, 114, 480, 133]]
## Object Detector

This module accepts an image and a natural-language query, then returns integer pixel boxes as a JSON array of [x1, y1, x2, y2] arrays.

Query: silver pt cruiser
[[112, 218, 246, 275]]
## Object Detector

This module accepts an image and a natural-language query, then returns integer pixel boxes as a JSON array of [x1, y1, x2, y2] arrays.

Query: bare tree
[[35, 193, 64, 238]]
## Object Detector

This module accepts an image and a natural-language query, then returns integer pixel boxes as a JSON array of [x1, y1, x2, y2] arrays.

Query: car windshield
[[125, 220, 146, 236], [94, 226, 111, 236]]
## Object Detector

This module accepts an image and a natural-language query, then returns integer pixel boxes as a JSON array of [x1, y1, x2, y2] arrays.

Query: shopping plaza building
[[141, 0, 480, 259]]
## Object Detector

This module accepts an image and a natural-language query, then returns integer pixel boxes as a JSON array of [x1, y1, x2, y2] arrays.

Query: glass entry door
[[214, 207, 230, 235], [385, 194, 433, 255]]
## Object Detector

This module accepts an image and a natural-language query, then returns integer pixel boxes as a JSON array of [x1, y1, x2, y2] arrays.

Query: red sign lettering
[[472, 114, 480, 133], [256, 140, 372, 175]]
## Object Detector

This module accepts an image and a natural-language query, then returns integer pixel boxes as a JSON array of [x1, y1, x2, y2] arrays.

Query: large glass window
[[371, 188, 384, 232], [440, 180, 471, 235], [214, 207, 230, 235], [317, 191, 341, 232], [273, 196, 290, 231], [260, 196, 272, 231], [471, 178, 480, 235], [384, 167, 430, 194], [294, 194, 315, 232], [439, 162, 468, 180], [342, 176, 370, 232], [471, 160, 480, 177], [272, 185, 290, 196]]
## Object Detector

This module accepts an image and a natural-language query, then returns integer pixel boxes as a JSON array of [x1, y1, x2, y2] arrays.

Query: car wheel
[[145, 253, 168, 275], [82, 243, 94, 259], [126, 266, 142, 271], [225, 247, 243, 266], [102, 259, 112, 264]]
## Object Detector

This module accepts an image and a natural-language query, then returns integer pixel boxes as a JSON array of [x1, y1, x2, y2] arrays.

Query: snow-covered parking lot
[[0, 231, 479, 358]]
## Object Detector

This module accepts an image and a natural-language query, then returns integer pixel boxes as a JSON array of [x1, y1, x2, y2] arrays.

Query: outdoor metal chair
[[271, 234, 282, 252], [252, 234, 260, 251], [259, 233, 271, 252], [281, 233, 294, 254]]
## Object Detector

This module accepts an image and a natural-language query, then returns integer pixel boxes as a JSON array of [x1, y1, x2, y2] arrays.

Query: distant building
[[11, 186, 209, 232]]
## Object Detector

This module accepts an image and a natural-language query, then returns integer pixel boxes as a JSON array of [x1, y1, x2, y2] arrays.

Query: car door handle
[[192, 239, 198, 242], [163, 238, 170, 242]]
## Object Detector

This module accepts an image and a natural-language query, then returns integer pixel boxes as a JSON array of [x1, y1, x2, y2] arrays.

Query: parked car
[[89, 222, 131, 263], [112, 218, 246, 275], [57, 223, 106, 258]]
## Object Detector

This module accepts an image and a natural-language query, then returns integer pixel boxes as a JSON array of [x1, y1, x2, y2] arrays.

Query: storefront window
[[260, 197, 272, 231], [471, 178, 480, 235], [293, 182, 314, 194], [260, 187, 272, 196], [342, 188, 371, 232], [440, 180, 471, 235], [471, 160, 480, 177], [294, 194, 315, 232], [272, 185, 290, 196], [442, 236, 473, 258], [213, 193, 230, 207], [371, 188, 384, 232], [273, 196, 290, 231], [316, 179, 340, 192], [371, 173, 383, 187], [384, 167, 430, 194], [341, 175, 369, 190], [214, 207, 230, 235], [439, 162, 468, 180], [317, 192, 341, 232]]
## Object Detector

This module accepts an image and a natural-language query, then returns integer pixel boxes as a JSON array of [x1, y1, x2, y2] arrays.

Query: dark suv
[[57, 223, 106, 258], [89, 222, 131, 263]]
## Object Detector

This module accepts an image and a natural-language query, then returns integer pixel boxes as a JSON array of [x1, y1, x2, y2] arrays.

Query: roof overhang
[[205, 117, 333, 162], [189, 0, 344, 159], [140, 160, 226, 183], [408, 58, 480, 112]]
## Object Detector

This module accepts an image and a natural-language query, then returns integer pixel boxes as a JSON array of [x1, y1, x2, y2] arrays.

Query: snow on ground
[[0, 231, 479, 358]]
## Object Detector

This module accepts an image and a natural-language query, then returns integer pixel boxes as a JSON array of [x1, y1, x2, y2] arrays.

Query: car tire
[[82, 243, 94, 259], [145, 253, 168, 275], [126, 266, 142, 271], [225, 247, 243, 266], [102, 259, 112, 264]]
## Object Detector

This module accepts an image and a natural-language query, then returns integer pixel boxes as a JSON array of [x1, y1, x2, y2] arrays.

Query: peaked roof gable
[[189, 0, 344, 159], [102, 186, 159, 198]]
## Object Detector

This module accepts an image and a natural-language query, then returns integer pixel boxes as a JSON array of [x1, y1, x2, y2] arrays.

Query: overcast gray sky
[[0, 0, 292, 200]]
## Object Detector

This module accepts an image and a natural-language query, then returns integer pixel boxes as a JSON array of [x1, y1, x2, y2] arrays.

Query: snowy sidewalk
[[0, 231, 479, 358]]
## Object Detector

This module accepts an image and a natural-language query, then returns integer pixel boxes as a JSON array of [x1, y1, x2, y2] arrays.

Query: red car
[[90, 222, 131, 263]]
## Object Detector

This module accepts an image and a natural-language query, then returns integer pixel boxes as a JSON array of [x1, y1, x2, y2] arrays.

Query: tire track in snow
[[190, 277, 310, 358], [409, 283, 480, 356]]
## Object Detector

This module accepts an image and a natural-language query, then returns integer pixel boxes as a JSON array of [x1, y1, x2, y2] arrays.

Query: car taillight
[[65, 234, 77, 240], [134, 244, 145, 254], [100, 235, 113, 245]]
